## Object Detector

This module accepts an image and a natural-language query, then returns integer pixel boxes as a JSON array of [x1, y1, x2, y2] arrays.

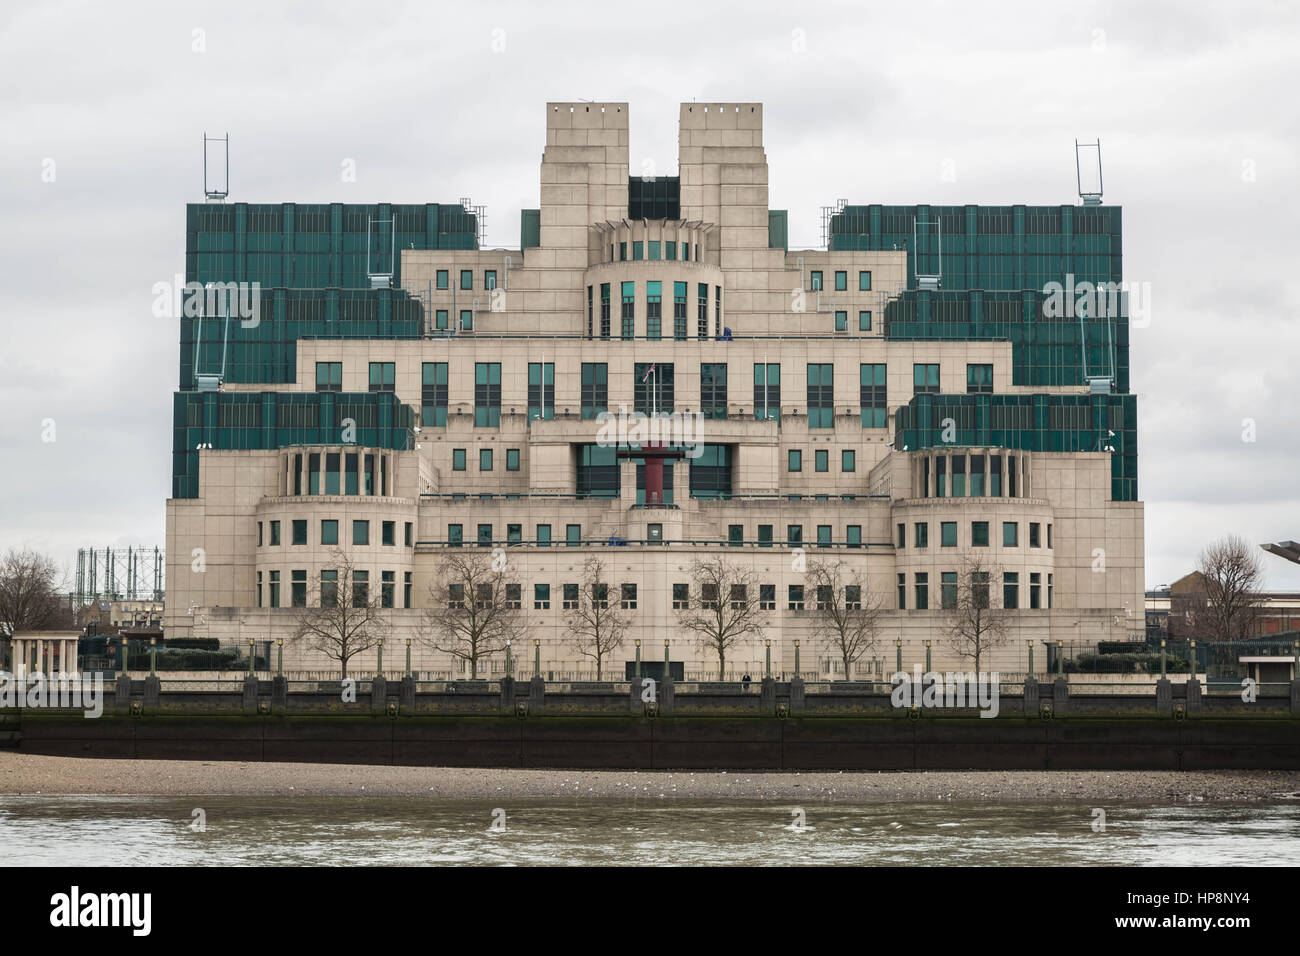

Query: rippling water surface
[[1, 797, 1297, 866]]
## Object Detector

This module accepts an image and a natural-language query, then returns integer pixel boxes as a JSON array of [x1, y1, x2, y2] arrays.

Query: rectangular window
[[352, 519, 369, 545], [941, 521, 957, 547], [256, 570, 263, 607], [952, 455, 966, 497], [460, 309, 473, 331], [581, 363, 608, 419], [834, 270, 847, 292], [292, 519, 307, 546], [404, 572, 411, 608], [807, 363, 833, 428], [506, 448, 520, 471], [270, 520, 281, 546], [915, 522, 928, 548], [320, 569, 338, 608], [474, 363, 502, 427], [788, 449, 802, 472], [1003, 572, 1019, 610], [897, 573, 906, 609], [1048, 524, 1053, 549], [701, 363, 728, 420], [673, 583, 689, 610], [860, 363, 886, 428], [448, 524, 462, 547], [666, 242, 677, 261], [315, 361, 342, 392], [817, 525, 832, 548], [436, 269, 449, 290], [788, 585, 805, 611], [810, 270, 823, 292], [527, 362, 555, 421], [534, 583, 551, 610], [484, 270, 497, 290], [753, 363, 781, 420], [915, 572, 929, 610], [619, 242, 627, 262], [621, 281, 635, 339], [634, 363, 674, 415], [1003, 522, 1018, 547], [648, 240, 660, 260], [757, 525, 773, 547], [941, 572, 957, 609], [382, 521, 395, 546], [834, 310, 847, 332], [1029, 522, 1041, 547], [847, 525, 862, 548], [381, 571, 395, 609], [970, 454, 985, 497], [421, 362, 449, 427], [715, 286, 722, 336], [759, 584, 776, 611], [815, 449, 829, 472], [1030, 572, 1041, 610], [536, 524, 551, 547], [368, 362, 395, 393], [621, 583, 638, 610], [460, 269, 473, 290], [859, 270, 872, 291], [967, 363, 993, 394], [646, 281, 662, 340], [972, 521, 989, 547], [477, 524, 493, 547], [841, 450, 855, 472], [632, 241, 644, 261], [913, 363, 940, 395], [480, 448, 493, 471], [562, 583, 580, 610], [673, 282, 688, 340], [787, 525, 803, 545], [291, 570, 307, 608], [698, 283, 709, 339], [566, 524, 581, 547], [320, 519, 338, 545], [405, 522, 413, 547], [352, 570, 369, 608], [858, 310, 872, 331], [600, 283, 611, 338], [507, 524, 522, 545], [1048, 573, 1053, 608], [269, 570, 280, 608], [452, 448, 466, 471], [728, 524, 743, 546], [898, 523, 906, 548]]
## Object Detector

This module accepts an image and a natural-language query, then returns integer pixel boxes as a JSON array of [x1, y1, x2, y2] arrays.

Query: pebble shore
[[3, 754, 1300, 802]]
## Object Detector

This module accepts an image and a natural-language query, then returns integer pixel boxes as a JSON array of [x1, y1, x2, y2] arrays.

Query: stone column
[[1185, 677, 1202, 714], [1023, 677, 1038, 716], [1155, 678, 1172, 715], [1052, 677, 1069, 716], [760, 676, 776, 715]]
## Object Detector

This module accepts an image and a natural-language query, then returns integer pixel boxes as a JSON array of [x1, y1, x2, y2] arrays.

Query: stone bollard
[[1185, 677, 1202, 714], [790, 676, 806, 714], [242, 675, 259, 712], [760, 676, 776, 715], [1052, 677, 1069, 717], [1023, 677, 1038, 716], [370, 675, 388, 713], [629, 677, 642, 713], [400, 675, 415, 708], [498, 676, 514, 716], [143, 675, 160, 708], [114, 674, 132, 709], [1291, 680, 1300, 715], [660, 677, 675, 715], [272, 675, 288, 708], [1155, 678, 1172, 715], [529, 676, 545, 715]]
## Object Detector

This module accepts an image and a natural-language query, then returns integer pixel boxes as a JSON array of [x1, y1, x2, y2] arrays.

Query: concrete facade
[[164, 102, 1144, 679]]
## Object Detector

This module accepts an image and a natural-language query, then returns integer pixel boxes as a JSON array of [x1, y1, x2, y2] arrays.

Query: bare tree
[[806, 559, 885, 680], [420, 550, 524, 679], [0, 549, 69, 668], [290, 549, 390, 679], [676, 556, 768, 680], [1194, 535, 1265, 642], [942, 556, 1012, 674], [565, 556, 630, 680]]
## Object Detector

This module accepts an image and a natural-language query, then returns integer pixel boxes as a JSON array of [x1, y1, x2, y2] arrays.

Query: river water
[[2, 797, 1298, 865]]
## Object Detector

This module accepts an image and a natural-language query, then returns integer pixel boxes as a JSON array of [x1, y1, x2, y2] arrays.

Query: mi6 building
[[166, 102, 1142, 679]]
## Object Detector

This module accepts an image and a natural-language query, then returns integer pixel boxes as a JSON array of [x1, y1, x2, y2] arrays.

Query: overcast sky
[[2, 0, 1298, 593]]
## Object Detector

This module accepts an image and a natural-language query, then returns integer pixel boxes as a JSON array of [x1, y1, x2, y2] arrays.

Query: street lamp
[[635, 639, 642, 679], [405, 638, 411, 678], [765, 638, 771, 679], [276, 638, 283, 677], [793, 639, 800, 677]]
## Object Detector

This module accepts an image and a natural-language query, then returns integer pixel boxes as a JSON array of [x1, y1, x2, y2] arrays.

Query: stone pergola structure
[[10, 631, 80, 678]]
